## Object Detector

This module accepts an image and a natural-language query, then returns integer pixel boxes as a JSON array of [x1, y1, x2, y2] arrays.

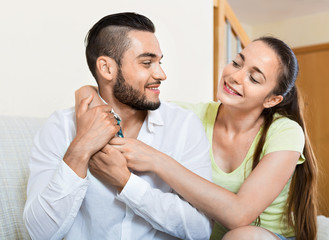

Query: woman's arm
[[75, 85, 103, 112], [110, 137, 300, 230]]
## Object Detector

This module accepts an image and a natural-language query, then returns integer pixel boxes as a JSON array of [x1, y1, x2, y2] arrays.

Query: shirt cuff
[[116, 173, 148, 205], [48, 161, 89, 198]]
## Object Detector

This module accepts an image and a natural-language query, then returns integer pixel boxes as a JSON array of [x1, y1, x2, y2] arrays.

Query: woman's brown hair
[[251, 37, 318, 240]]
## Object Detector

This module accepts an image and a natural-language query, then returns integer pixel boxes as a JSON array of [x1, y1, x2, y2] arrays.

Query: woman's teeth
[[226, 83, 240, 96]]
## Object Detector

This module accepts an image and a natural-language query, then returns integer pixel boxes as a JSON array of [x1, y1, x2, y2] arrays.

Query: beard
[[113, 68, 161, 111]]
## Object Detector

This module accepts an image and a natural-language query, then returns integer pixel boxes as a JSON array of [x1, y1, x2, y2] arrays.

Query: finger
[[113, 125, 121, 136], [106, 113, 117, 123], [75, 86, 92, 109], [89, 159, 101, 175], [108, 119, 119, 129], [107, 113, 115, 120], [75, 85, 96, 100], [110, 137, 126, 145], [100, 144, 113, 154], [101, 144, 122, 155], [92, 150, 103, 159], [96, 104, 114, 115], [75, 87, 88, 114], [89, 157, 95, 168], [110, 143, 128, 155], [91, 151, 108, 166], [77, 95, 94, 119], [111, 144, 123, 152]]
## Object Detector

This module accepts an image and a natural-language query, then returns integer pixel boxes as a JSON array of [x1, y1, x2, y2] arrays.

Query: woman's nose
[[230, 69, 245, 85]]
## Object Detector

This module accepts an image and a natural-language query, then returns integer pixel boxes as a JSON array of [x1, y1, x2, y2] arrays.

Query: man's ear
[[263, 94, 283, 108], [96, 56, 117, 81]]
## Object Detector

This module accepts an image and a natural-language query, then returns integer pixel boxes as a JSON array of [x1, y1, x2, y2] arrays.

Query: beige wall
[[0, 0, 213, 117], [244, 11, 329, 48]]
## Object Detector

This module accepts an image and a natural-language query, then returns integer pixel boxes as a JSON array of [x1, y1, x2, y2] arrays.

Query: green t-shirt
[[177, 101, 305, 239]]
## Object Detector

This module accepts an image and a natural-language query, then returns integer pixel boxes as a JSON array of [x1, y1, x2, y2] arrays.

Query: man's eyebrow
[[239, 53, 266, 81], [137, 53, 163, 59]]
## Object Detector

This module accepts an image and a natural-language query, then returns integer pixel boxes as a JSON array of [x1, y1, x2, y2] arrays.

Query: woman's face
[[217, 40, 283, 111]]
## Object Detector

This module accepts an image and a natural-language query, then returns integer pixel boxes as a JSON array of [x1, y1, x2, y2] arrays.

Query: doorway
[[294, 43, 329, 217]]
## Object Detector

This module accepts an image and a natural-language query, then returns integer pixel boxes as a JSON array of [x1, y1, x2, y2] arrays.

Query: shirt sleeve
[[23, 111, 89, 240], [117, 112, 212, 240], [263, 117, 305, 164]]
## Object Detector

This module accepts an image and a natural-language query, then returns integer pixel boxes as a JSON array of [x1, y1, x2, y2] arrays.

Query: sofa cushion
[[0, 116, 45, 240]]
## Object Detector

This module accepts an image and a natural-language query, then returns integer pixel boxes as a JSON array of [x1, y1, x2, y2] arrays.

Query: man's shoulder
[[48, 107, 76, 122], [32, 107, 76, 152], [157, 102, 207, 133], [41, 107, 76, 134], [162, 101, 219, 122], [158, 101, 198, 120], [160, 101, 193, 112]]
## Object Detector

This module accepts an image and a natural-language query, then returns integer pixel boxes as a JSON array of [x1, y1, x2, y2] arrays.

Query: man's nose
[[153, 65, 167, 81]]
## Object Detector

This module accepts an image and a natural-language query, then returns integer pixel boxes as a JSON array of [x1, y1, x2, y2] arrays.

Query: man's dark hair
[[85, 12, 155, 80]]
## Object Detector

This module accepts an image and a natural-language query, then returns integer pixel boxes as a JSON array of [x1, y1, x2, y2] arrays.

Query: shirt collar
[[146, 105, 164, 133], [98, 91, 121, 121]]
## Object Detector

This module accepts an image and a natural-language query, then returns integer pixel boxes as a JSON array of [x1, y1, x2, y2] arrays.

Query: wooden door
[[294, 43, 329, 216]]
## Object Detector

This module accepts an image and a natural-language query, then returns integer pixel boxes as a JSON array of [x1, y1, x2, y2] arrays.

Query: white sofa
[[0, 115, 328, 239], [0, 116, 45, 239]]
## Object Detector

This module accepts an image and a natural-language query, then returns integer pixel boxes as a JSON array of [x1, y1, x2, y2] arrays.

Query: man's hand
[[90, 144, 131, 192], [64, 95, 120, 178]]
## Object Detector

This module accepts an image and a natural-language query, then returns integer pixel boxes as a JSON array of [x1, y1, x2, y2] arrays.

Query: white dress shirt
[[23, 102, 212, 240]]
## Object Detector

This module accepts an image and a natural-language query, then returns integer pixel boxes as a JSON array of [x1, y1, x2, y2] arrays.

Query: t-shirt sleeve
[[263, 117, 305, 164]]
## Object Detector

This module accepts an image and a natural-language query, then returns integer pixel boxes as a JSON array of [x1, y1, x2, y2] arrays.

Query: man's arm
[[23, 98, 119, 239], [94, 113, 212, 240], [23, 110, 88, 240], [64, 95, 119, 177], [117, 174, 212, 240]]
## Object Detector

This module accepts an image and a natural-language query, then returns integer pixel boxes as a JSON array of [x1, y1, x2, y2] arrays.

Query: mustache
[[145, 81, 161, 87]]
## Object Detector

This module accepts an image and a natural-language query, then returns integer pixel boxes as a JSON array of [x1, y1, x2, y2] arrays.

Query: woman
[[76, 37, 317, 240]]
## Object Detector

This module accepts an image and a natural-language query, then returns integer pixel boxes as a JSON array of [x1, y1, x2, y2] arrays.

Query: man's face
[[113, 31, 166, 111]]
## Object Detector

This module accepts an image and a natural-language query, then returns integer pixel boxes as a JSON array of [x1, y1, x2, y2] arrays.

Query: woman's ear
[[263, 95, 283, 108], [96, 56, 117, 81]]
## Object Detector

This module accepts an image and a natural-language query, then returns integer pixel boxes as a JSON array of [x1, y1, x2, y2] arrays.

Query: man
[[23, 12, 212, 240]]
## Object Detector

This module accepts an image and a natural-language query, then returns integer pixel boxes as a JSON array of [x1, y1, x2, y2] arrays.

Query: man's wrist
[[69, 137, 94, 160], [63, 139, 91, 178], [117, 170, 131, 193]]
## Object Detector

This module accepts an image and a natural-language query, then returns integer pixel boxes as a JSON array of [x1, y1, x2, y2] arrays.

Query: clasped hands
[[66, 95, 161, 192]]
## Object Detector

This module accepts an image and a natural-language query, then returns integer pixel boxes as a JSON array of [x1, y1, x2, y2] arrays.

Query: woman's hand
[[110, 137, 167, 173], [75, 85, 102, 113]]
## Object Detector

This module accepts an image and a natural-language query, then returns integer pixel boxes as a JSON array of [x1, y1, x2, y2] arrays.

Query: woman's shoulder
[[264, 114, 305, 157], [270, 114, 303, 133]]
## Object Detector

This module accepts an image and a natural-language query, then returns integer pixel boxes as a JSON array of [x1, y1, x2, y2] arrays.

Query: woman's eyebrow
[[253, 66, 266, 81], [239, 53, 266, 81]]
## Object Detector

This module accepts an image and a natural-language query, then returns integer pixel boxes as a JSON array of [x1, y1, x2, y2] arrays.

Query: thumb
[[77, 95, 94, 119], [110, 137, 126, 146]]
